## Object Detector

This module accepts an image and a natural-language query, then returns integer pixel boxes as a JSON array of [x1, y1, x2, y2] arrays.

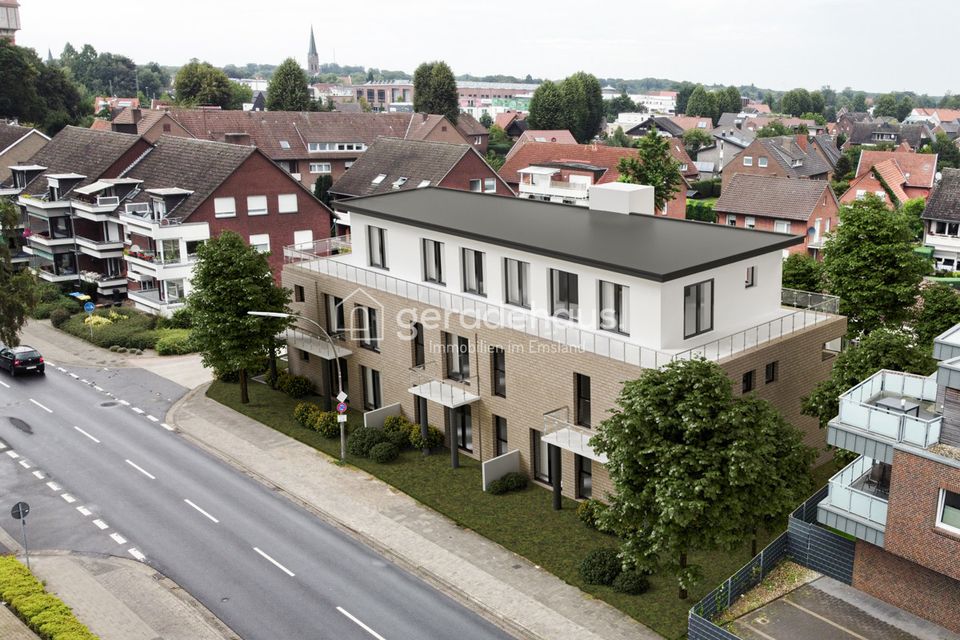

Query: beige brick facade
[[282, 263, 846, 501]]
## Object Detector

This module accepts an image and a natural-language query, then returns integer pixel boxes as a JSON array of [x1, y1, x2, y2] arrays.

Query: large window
[[576, 455, 592, 499], [214, 197, 236, 218], [461, 248, 485, 295], [309, 162, 332, 174], [494, 416, 508, 456], [937, 489, 960, 535], [575, 373, 591, 428], [412, 322, 425, 367], [325, 294, 344, 333], [599, 281, 629, 335], [422, 239, 444, 284], [443, 332, 470, 382], [368, 225, 387, 268], [683, 279, 713, 339], [361, 366, 381, 410], [356, 306, 379, 351], [504, 258, 530, 307], [531, 430, 551, 483], [491, 347, 506, 397], [451, 406, 473, 452], [550, 269, 578, 321], [277, 194, 298, 214]]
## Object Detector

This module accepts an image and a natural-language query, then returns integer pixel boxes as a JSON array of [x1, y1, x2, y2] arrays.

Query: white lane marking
[[0, 442, 5, 449], [57, 367, 66, 372], [146, 415, 159, 422], [32, 470, 44, 479], [76, 506, 92, 516], [80, 379, 89, 384], [94, 386, 103, 392], [125, 459, 156, 480], [18, 460, 31, 469], [109, 532, 127, 545], [46, 481, 61, 491], [160, 423, 174, 431], [69, 373, 79, 379], [6, 450, 19, 459], [131, 407, 144, 414], [45, 361, 55, 367], [118, 400, 130, 406], [29, 399, 52, 413], [253, 547, 295, 577], [92, 519, 108, 530], [337, 607, 387, 640], [128, 548, 145, 562], [73, 426, 101, 444], [184, 499, 219, 523], [0, 380, 8, 388], [61, 493, 76, 503]]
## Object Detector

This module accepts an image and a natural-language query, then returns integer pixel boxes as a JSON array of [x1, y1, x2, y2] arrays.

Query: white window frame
[[214, 197, 236, 218], [249, 233, 270, 253], [727, 214, 737, 226], [421, 238, 445, 284], [483, 177, 496, 193], [599, 280, 629, 335], [936, 488, 960, 535], [461, 248, 485, 296], [743, 155, 753, 166], [774, 220, 791, 234], [469, 179, 483, 192], [277, 194, 298, 214], [309, 162, 332, 174], [758, 157, 768, 167], [745, 216, 756, 229], [246, 195, 268, 216], [368, 225, 387, 269]]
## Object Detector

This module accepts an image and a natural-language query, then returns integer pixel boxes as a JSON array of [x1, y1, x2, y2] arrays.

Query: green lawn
[[208, 380, 788, 639]]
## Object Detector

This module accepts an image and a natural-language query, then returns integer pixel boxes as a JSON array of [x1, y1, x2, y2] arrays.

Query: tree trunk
[[679, 551, 688, 600], [239, 368, 249, 404], [268, 346, 277, 390], [752, 527, 758, 558]]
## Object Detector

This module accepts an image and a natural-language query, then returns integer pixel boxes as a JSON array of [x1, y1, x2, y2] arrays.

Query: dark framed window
[[356, 306, 379, 351], [765, 361, 778, 384], [451, 405, 473, 451], [531, 429, 551, 483], [599, 281, 629, 334], [491, 347, 506, 397], [325, 294, 344, 333], [576, 455, 592, 499], [461, 248, 485, 295], [575, 373, 591, 428], [361, 366, 381, 410], [367, 225, 387, 268], [326, 358, 347, 398], [745, 266, 756, 288], [742, 370, 755, 393], [299, 349, 309, 362], [443, 332, 470, 381], [494, 415, 508, 456], [683, 279, 714, 339], [550, 269, 578, 320], [421, 238, 444, 284], [412, 322, 425, 367], [294, 285, 305, 302], [504, 258, 530, 307]]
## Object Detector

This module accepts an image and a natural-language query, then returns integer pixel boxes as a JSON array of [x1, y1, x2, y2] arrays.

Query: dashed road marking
[[337, 607, 386, 640], [80, 379, 89, 384], [146, 415, 159, 422], [73, 426, 101, 444], [6, 450, 19, 459], [131, 407, 144, 414], [32, 470, 44, 479], [128, 548, 145, 562], [94, 386, 103, 392], [76, 506, 92, 516], [46, 481, 61, 491], [60, 493, 76, 503], [109, 532, 127, 545], [0, 442, 6, 449], [69, 373, 79, 379], [29, 399, 52, 413], [184, 499, 219, 523], [0, 380, 8, 388], [118, 400, 130, 406], [160, 423, 174, 431], [57, 367, 66, 373], [92, 519, 108, 530], [253, 547, 295, 577], [125, 459, 156, 480], [18, 460, 31, 469]]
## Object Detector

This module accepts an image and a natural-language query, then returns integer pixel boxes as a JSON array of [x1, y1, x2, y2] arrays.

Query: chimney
[[588, 183, 655, 215], [224, 132, 252, 146], [130, 108, 142, 124], [795, 134, 808, 151]]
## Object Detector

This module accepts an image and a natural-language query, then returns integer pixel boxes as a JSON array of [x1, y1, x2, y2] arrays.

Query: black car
[[0, 345, 45, 376]]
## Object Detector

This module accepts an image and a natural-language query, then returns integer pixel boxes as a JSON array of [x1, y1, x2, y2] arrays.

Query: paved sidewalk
[[0, 605, 34, 640], [171, 384, 661, 640]]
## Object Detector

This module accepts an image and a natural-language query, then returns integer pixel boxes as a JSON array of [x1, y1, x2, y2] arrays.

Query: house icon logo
[[337, 287, 385, 342]]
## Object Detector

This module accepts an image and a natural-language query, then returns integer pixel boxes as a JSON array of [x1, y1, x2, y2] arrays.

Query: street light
[[248, 311, 347, 462]]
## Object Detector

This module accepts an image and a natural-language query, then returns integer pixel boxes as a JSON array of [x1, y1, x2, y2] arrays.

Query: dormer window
[[792, 159, 803, 167], [152, 197, 167, 217], [372, 174, 386, 185], [392, 177, 408, 189]]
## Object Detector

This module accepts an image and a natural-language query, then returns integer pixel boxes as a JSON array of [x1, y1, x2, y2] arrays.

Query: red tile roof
[[913, 108, 960, 122], [841, 161, 906, 207], [716, 174, 836, 221], [494, 111, 523, 130], [856, 150, 938, 189], [668, 116, 712, 132], [89, 119, 112, 131]]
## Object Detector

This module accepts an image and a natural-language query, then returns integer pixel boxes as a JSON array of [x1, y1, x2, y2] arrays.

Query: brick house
[[843, 121, 933, 151], [715, 174, 840, 257], [281, 184, 845, 504], [815, 324, 960, 633], [850, 150, 939, 202], [921, 168, 960, 272], [721, 135, 832, 190], [504, 129, 578, 162], [499, 141, 689, 218]]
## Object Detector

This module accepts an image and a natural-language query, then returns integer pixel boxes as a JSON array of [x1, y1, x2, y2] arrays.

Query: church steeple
[[307, 26, 319, 76]]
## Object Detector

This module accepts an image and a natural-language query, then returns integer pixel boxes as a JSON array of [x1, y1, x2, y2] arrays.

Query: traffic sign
[[336, 402, 347, 414], [11, 501, 29, 520], [84, 301, 95, 313], [336, 391, 348, 403], [337, 414, 347, 423]]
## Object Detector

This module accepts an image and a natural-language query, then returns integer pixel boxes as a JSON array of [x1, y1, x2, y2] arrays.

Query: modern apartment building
[[815, 324, 960, 633], [281, 184, 846, 502]]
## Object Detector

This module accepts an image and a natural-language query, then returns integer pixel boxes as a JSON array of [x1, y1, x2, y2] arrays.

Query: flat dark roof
[[343, 188, 803, 282]]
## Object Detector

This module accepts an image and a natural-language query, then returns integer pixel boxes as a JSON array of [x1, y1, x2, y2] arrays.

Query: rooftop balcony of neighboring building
[[119, 202, 207, 242], [127, 286, 184, 315]]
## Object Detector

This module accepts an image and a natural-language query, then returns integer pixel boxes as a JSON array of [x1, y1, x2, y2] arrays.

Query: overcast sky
[[16, 0, 958, 96]]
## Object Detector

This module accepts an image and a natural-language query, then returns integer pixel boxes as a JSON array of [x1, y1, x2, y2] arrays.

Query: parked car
[[0, 345, 45, 376]]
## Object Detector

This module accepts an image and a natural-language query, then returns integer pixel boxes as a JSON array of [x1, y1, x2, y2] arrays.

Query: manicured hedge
[[59, 308, 159, 350], [0, 555, 98, 639], [154, 329, 196, 355]]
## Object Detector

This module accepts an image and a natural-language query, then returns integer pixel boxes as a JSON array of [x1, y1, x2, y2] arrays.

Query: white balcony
[[542, 407, 608, 463], [408, 363, 479, 409], [518, 180, 590, 201], [284, 327, 352, 360], [120, 209, 209, 242], [817, 455, 888, 547], [27, 233, 74, 248], [76, 236, 124, 257], [127, 287, 184, 314], [18, 195, 71, 216], [33, 264, 78, 283], [71, 198, 120, 221]]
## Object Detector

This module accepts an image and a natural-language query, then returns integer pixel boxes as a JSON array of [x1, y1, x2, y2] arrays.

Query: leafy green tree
[[228, 82, 253, 110], [313, 175, 333, 206], [833, 153, 853, 181], [681, 127, 712, 155], [561, 71, 603, 143], [923, 132, 960, 171], [137, 62, 169, 99], [675, 82, 696, 115], [0, 200, 38, 347], [606, 126, 631, 148], [174, 60, 233, 108], [913, 283, 960, 348], [799, 111, 827, 125], [802, 329, 936, 430], [782, 253, 823, 292], [810, 90, 826, 115], [718, 85, 742, 115], [901, 197, 925, 240], [873, 93, 898, 119], [616, 129, 682, 214], [763, 91, 776, 111], [822, 195, 929, 335], [606, 91, 637, 120], [484, 150, 504, 171], [593, 359, 813, 599], [487, 124, 513, 155], [755, 120, 792, 138], [412, 60, 459, 124], [780, 88, 812, 116], [187, 231, 290, 404], [684, 85, 715, 121], [266, 58, 310, 111], [851, 92, 867, 112], [527, 80, 568, 130], [896, 95, 915, 122], [478, 112, 493, 128], [0, 41, 84, 134]]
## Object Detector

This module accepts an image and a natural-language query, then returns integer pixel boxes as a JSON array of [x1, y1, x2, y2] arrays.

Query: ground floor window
[[361, 366, 381, 410], [451, 406, 473, 452], [576, 455, 592, 499], [531, 429, 551, 483], [494, 415, 508, 456]]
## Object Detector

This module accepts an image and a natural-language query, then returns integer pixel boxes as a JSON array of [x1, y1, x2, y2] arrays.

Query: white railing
[[826, 456, 888, 528], [837, 370, 941, 448], [285, 238, 839, 370], [409, 362, 480, 408]]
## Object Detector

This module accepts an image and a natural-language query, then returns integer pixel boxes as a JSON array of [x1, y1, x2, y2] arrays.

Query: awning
[[542, 427, 608, 464], [408, 380, 479, 409], [283, 328, 352, 360]]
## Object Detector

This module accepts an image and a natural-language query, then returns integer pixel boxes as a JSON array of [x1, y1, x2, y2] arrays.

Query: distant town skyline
[[15, 0, 959, 96]]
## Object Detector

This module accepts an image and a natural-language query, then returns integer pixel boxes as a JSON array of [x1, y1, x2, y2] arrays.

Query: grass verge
[[208, 380, 785, 639]]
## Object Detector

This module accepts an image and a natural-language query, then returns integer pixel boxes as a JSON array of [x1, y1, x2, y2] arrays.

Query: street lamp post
[[248, 311, 347, 462]]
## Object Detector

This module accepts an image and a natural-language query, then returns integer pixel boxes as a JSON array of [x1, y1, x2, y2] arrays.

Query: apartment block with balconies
[[815, 324, 960, 633], [281, 183, 846, 502]]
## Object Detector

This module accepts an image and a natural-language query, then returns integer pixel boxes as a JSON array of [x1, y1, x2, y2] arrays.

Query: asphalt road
[[0, 364, 514, 640]]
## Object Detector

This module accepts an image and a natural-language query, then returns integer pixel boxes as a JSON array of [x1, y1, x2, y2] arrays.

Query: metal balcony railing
[[837, 370, 941, 448], [408, 362, 479, 409], [542, 407, 608, 463], [825, 456, 888, 529]]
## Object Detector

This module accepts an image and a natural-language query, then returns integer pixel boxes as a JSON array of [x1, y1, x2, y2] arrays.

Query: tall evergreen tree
[[266, 58, 311, 111], [412, 61, 459, 124], [527, 80, 568, 130], [560, 71, 603, 143]]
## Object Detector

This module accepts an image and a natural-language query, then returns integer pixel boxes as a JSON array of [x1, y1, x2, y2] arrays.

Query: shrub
[[155, 328, 196, 355], [383, 415, 413, 448], [369, 441, 399, 463], [312, 411, 340, 439], [0, 556, 97, 640], [58, 308, 160, 349], [578, 548, 622, 585], [487, 472, 529, 495], [293, 402, 321, 427], [36, 282, 64, 303], [577, 499, 608, 530], [408, 423, 444, 450], [49, 307, 71, 328], [277, 371, 315, 399], [612, 570, 650, 595], [347, 426, 387, 457], [167, 306, 193, 329], [32, 298, 81, 319]]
